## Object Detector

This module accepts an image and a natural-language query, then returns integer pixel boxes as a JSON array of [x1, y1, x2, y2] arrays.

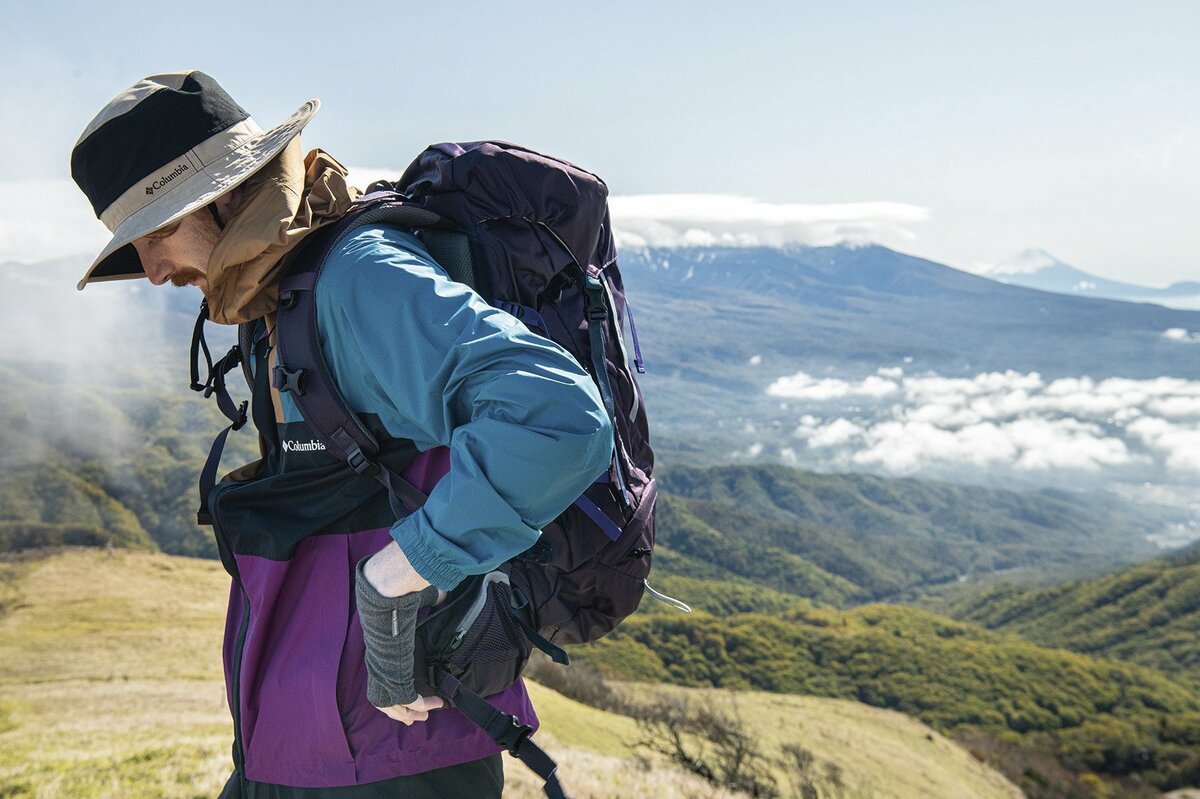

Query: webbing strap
[[197, 423, 236, 526], [191, 303, 249, 526], [510, 611, 570, 665], [189, 299, 213, 391], [376, 460, 432, 517], [437, 673, 568, 799], [622, 295, 646, 374], [572, 494, 622, 542], [495, 300, 550, 338], [273, 198, 440, 520]]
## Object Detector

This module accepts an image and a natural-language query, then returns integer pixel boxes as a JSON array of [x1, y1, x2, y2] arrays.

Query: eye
[[145, 221, 182, 241]]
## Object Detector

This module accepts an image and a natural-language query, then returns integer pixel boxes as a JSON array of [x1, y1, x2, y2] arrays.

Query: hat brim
[[77, 99, 320, 290]]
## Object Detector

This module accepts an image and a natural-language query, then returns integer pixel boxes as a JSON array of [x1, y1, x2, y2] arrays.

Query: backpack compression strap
[[191, 298, 249, 525], [437, 672, 568, 799]]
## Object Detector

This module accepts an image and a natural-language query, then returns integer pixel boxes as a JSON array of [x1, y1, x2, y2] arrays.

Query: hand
[[377, 695, 446, 726], [355, 557, 444, 719]]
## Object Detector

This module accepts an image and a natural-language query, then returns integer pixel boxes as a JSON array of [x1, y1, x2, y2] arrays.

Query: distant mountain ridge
[[621, 243, 1200, 380], [984, 248, 1200, 309]]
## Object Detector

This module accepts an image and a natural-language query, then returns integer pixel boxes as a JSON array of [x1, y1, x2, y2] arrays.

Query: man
[[69, 71, 613, 797]]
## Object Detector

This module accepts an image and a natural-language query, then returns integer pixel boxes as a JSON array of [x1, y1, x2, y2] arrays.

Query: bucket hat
[[70, 71, 318, 290]]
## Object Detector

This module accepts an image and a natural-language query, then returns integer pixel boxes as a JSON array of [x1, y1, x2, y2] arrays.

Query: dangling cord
[[207, 202, 226, 231], [189, 299, 213, 392]]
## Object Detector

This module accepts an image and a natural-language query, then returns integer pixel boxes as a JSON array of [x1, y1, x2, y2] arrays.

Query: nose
[[144, 263, 171, 286], [133, 243, 171, 286]]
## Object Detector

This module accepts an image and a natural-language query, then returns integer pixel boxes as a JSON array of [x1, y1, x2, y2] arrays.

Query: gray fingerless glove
[[355, 557, 441, 708]]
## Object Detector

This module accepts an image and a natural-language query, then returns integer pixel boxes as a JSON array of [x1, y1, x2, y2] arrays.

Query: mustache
[[169, 268, 206, 288]]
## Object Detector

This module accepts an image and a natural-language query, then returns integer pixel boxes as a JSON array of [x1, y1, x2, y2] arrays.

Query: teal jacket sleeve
[[313, 226, 614, 590]]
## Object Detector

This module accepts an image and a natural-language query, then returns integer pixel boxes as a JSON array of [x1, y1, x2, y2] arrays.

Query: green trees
[[581, 604, 1200, 791], [950, 547, 1200, 691]]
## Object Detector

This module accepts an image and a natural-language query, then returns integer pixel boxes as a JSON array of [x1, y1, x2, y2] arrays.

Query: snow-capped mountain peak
[[987, 248, 1063, 276]]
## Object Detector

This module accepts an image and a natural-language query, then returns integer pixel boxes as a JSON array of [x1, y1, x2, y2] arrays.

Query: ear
[[211, 185, 244, 226], [213, 185, 243, 212]]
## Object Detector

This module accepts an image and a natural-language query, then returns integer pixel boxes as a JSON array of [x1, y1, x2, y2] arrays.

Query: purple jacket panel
[[221, 447, 537, 787]]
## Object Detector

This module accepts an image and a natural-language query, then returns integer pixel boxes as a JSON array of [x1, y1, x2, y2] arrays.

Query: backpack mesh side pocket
[[415, 571, 532, 700]]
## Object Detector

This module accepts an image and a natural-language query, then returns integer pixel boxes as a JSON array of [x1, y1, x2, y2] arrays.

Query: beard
[[170, 267, 207, 288]]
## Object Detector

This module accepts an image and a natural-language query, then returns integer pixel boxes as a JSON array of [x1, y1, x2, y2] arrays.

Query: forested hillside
[[580, 603, 1200, 794], [657, 464, 1179, 602], [949, 545, 1200, 691], [0, 358, 254, 559]]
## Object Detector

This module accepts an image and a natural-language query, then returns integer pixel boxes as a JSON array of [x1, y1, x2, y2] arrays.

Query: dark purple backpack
[[258, 142, 665, 795], [396, 141, 657, 645]]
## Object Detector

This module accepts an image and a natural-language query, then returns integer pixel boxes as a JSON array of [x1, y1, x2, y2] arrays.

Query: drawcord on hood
[[207, 203, 226, 231]]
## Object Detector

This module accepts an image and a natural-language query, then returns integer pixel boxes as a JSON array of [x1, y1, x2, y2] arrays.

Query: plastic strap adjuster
[[587, 306, 607, 323], [271, 364, 306, 395], [346, 446, 371, 473]]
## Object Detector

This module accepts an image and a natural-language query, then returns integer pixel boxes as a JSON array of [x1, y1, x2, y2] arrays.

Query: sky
[[2, 0, 1199, 284]]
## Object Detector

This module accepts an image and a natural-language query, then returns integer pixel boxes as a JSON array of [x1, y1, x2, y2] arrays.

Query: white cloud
[[0, 180, 109, 265], [806, 418, 866, 449], [1162, 328, 1200, 343], [767, 371, 900, 401], [344, 166, 406, 192], [739, 442, 765, 459], [1147, 397, 1200, 419], [1127, 417, 1200, 474], [609, 194, 930, 249], [772, 366, 1200, 482]]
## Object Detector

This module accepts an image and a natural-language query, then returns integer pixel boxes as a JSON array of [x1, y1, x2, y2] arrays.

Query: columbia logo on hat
[[144, 163, 192, 196]]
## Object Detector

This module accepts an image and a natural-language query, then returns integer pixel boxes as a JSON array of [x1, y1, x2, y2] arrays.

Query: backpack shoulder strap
[[272, 194, 457, 516]]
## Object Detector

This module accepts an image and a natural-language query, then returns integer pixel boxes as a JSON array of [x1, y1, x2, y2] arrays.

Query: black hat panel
[[70, 71, 250, 218]]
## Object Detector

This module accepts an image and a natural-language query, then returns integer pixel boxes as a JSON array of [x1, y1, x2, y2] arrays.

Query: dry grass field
[[1, 549, 1024, 798]]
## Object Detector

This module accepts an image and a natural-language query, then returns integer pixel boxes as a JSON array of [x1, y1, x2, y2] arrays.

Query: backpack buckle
[[272, 364, 306, 395], [232, 400, 249, 432], [346, 446, 379, 477], [494, 714, 534, 755]]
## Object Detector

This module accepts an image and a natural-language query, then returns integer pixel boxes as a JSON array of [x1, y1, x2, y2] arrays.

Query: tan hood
[[204, 139, 361, 324]]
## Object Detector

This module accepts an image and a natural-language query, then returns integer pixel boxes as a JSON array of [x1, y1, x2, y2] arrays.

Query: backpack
[[193, 141, 679, 798]]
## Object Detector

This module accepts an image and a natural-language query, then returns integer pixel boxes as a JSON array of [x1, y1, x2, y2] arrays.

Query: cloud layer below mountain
[[760, 367, 1200, 484], [608, 194, 931, 249]]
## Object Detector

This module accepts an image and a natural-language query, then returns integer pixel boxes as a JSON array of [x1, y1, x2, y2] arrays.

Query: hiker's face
[[131, 208, 220, 293]]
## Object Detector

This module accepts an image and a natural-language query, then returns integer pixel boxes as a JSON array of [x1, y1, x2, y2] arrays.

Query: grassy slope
[[0, 549, 1019, 799], [0, 550, 232, 799], [948, 546, 1200, 691]]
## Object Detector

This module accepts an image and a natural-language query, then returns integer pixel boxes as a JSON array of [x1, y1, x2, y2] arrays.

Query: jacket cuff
[[391, 525, 467, 592]]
